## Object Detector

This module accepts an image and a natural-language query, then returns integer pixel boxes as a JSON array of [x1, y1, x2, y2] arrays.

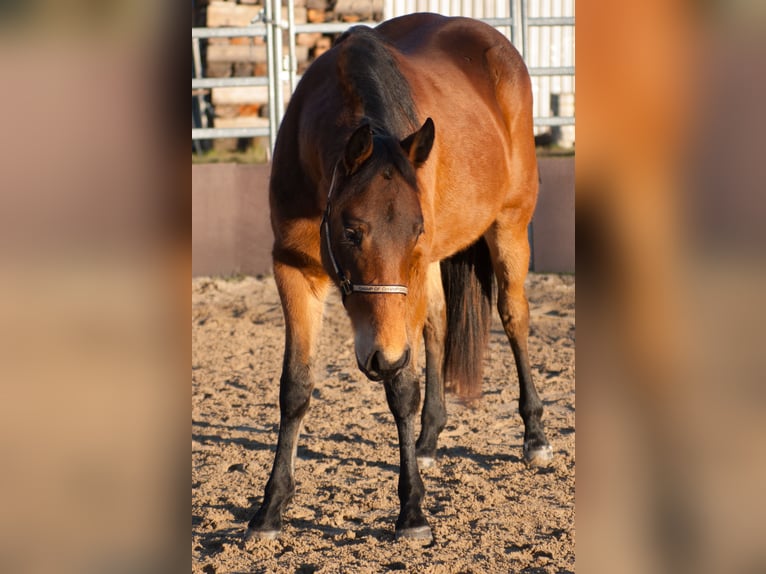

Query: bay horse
[[246, 13, 552, 543]]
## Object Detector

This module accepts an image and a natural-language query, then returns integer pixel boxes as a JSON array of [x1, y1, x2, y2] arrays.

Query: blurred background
[[0, 2, 188, 573], [577, 0, 766, 573], [0, 0, 764, 572]]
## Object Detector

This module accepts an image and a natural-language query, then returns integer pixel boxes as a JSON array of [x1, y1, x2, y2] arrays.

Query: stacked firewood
[[195, 0, 384, 149]]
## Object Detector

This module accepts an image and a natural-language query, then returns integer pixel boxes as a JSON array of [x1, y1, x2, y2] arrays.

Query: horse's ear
[[344, 121, 373, 174], [400, 118, 434, 168]]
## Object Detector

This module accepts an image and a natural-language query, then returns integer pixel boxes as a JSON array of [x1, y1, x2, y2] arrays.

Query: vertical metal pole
[[272, 0, 285, 133], [287, 0, 297, 96], [192, 36, 208, 155], [522, 0, 529, 66], [512, 0, 524, 58], [265, 0, 278, 153], [521, 0, 532, 269], [192, 37, 209, 129]]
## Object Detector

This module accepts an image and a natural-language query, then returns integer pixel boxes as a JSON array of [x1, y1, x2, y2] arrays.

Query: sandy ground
[[192, 273, 575, 573]]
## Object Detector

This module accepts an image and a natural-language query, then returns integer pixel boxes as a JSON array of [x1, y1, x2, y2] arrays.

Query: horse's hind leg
[[485, 218, 553, 466], [416, 262, 447, 468], [245, 260, 329, 540]]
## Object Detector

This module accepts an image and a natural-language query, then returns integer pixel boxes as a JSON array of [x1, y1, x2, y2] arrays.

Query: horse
[[245, 12, 552, 543]]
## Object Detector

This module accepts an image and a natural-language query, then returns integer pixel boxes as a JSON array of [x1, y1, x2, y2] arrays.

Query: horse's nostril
[[368, 350, 383, 375]]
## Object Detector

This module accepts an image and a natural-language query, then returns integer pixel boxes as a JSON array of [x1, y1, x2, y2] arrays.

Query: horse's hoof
[[417, 455, 436, 469], [523, 442, 553, 467], [395, 524, 433, 542], [243, 527, 280, 543]]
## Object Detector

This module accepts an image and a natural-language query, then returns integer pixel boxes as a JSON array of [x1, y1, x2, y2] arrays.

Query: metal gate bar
[[191, 0, 575, 151]]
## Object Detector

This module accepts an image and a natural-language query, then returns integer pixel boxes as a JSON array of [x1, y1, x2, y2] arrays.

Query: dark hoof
[[523, 442, 553, 467], [395, 524, 433, 542], [244, 526, 280, 543], [417, 455, 436, 469]]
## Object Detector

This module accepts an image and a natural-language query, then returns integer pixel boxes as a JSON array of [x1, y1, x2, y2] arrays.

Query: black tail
[[441, 238, 495, 401]]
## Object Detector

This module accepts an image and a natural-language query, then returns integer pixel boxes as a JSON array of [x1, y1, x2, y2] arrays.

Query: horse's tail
[[441, 238, 495, 402]]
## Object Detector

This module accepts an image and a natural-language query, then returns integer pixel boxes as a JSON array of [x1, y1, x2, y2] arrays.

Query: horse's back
[[378, 13, 528, 91], [378, 14, 536, 258]]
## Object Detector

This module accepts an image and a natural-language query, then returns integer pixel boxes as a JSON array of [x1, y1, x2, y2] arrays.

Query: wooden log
[[233, 62, 255, 77], [213, 104, 240, 119], [212, 85, 292, 106], [213, 116, 270, 129], [205, 37, 231, 46], [296, 32, 322, 47], [306, 8, 326, 23], [207, 44, 309, 64], [237, 103, 262, 117], [206, 1, 261, 27], [207, 1, 307, 27], [207, 44, 267, 63], [212, 86, 269, 105], [333, 0, 383, 18], [206, 62, 232, 78]]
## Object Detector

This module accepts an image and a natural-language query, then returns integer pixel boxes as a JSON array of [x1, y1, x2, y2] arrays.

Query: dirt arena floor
[[192, 273, 575, 573]]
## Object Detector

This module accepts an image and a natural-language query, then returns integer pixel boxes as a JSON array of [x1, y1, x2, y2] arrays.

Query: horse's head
[[323, 118, 434, 381]]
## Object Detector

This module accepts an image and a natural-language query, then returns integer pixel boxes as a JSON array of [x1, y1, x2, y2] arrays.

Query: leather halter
[[321, 164, 409, 299]]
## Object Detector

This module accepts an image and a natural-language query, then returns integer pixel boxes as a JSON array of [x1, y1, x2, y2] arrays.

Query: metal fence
[[191, 0, 574, 152]]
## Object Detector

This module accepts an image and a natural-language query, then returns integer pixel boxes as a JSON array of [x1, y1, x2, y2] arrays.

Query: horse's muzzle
[[359, 347, 410, 381]]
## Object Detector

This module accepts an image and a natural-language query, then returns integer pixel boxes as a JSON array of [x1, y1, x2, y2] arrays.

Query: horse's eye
[[343, 227, 362, 246]]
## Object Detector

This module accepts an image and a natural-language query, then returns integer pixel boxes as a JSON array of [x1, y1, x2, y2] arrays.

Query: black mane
[[335, 26, 419, 138]]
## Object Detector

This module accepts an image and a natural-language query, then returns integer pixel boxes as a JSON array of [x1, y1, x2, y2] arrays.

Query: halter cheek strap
[[321, 164, 409, 298]]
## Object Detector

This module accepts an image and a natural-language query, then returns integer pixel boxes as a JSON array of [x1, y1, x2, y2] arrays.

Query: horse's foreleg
[[385, 370, 432, 541], [486, 220, 553, 466], [246, 261, 329, 541], [416, 262, 447, 468]]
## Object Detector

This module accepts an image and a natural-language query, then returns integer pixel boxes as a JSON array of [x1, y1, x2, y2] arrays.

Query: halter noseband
[[321, 164, 409, 299]]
